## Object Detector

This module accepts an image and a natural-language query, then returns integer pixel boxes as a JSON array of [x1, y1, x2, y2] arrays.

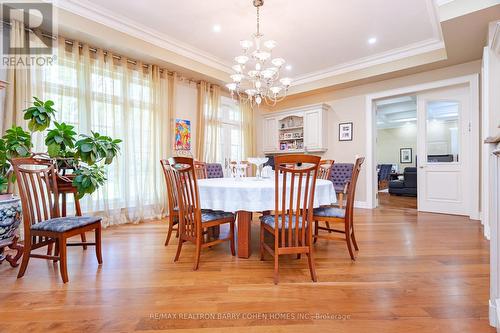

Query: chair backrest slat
[[345, 157, 365, 220], [168, 157, 201, 241], [194, 161, 208, 180], [12, 157, 60, 245], [318, 159, 334, 180], [160, 159, 179, 216], [274, 155, 320, 249]]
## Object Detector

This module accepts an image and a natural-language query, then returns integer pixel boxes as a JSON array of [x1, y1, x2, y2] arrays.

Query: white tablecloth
[[198, 177, 337, 212]]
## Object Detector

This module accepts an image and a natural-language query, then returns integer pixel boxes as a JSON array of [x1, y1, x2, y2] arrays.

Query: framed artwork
[[339, 122, 353, 141], [174, 119, 191, 150], [400, 148, 412, 163]]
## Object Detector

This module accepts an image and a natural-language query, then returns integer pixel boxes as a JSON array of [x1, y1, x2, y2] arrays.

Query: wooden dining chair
[[313, 156, 365, 261], [318, 160, 335, 232], [194, 161, 208, 179], [318, 159, 334, 180], [259, 154, 321, 284], [160, 159, 180, 246], [11, 157, 102, 283], [169, 157, 236, 270]]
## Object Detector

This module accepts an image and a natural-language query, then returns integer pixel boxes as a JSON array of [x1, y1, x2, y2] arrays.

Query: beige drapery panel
[[2, 20, 33, 133], [196, 81, 221, 162], [195, 81, 208, 161], [239, 99, 255, 160], [31, 36, 170, 226]]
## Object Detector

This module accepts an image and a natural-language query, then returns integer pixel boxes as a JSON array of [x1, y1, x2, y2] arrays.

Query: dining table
[[198, 176, 337, 258]]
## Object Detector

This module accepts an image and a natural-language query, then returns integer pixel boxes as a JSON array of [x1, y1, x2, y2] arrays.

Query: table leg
[[237, 211, 252, 258]]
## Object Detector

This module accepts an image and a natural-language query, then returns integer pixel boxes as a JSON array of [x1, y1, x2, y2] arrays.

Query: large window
[[32, 41, 168, 224], [216, 97, 243, 163]]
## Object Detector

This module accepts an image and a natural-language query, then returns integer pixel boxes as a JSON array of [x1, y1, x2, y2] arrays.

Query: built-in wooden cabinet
[[261, 103, 330, 154]]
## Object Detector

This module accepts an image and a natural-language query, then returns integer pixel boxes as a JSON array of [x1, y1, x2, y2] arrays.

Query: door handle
[[419, 166, 425, 169]]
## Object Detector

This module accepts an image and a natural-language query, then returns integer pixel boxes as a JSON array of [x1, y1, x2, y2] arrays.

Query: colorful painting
[[174, 119, 191, 150]]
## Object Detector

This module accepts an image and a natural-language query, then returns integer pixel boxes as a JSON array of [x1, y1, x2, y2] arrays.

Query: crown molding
[[55, 0, 234, 74], [292, 38, 445, 86]]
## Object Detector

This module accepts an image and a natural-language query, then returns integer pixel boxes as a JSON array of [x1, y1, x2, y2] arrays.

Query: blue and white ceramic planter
[[0, 196, 23, 266], [0, 196, 22, 247]]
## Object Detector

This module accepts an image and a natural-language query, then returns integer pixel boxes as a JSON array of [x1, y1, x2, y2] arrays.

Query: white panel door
[[262, 117, 278, 152], [417, 85, 470, 215], [304, 110, 321, 150]]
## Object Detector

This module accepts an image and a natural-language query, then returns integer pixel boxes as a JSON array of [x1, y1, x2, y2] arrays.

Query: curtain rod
[[1, 19, 211, 87]]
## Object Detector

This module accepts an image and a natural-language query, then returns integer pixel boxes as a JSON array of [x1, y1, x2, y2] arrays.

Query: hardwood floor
[[0, 206, 493, 332], [378, 191, 417, 210]]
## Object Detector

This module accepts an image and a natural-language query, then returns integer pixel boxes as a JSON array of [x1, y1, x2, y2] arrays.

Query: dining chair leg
[[174, 239, 184, 262], [59, 236, 69, 283], [273, 254, 279, 285], [229, 221, 236, 256], [307, 251, 318, 282], [351, 222, 359, 251], [53, 239, 59, 263], [193, 237, 202, 271], [164, 216, 175, 246], [46, 241, 53, 256], [313, 221, 319, 244], [17, 238, 31, 279], [326, 222, 332, 233], [345, 222, 355, 261], [95, 225, 103, 264], [80, 233, 88, 250], [260, 224, 265, 261], [338, 193, 344, 209]]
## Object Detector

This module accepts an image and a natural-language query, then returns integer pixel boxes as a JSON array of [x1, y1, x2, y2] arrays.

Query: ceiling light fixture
[[213, 24, 221, 32], [368, 37, 377, 44], [226, 0, 291, 107]]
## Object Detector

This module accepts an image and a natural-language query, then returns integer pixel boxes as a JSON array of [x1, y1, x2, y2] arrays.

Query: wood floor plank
[[0, 206, 493, 333]]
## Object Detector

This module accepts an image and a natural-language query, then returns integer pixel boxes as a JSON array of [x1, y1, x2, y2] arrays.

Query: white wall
[[174, 80, 198, 155], [377, 124, 417, 171]]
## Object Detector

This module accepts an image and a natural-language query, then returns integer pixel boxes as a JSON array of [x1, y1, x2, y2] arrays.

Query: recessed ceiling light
[[285, 65, 292, 71], [213, 24, 221, 32], [368, 37, 377, 45]]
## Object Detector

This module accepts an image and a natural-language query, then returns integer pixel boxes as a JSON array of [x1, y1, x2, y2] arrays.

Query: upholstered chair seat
[[312, 206, 346, 218], [259, 215, 304, 229], [31, 216, 102, 233], [201, 211, 235, 223]]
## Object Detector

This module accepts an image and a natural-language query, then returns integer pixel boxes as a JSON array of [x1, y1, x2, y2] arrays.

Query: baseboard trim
[[489, 298, 499, 329]]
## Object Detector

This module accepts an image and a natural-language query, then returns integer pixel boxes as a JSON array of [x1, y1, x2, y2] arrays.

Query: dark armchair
[[389, 167, 417, 197]]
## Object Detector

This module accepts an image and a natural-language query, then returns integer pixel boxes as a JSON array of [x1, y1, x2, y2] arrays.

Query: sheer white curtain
[[33, 38, 169, 226], [196, 82, 221, 162]]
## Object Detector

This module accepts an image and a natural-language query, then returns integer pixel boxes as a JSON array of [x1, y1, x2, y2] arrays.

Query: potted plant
[[0, 97, 121, 265], [13, 96, 122, 199]]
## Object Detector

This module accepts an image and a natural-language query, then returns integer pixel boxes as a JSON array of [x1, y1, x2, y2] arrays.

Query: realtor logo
[[1, 1, 56, 67]]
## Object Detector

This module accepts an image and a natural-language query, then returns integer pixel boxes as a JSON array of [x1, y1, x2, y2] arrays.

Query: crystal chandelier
[[226, 0, 291, 107]]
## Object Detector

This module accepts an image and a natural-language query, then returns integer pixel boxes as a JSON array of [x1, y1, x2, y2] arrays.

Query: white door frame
[[365, 74, 480, 219]]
